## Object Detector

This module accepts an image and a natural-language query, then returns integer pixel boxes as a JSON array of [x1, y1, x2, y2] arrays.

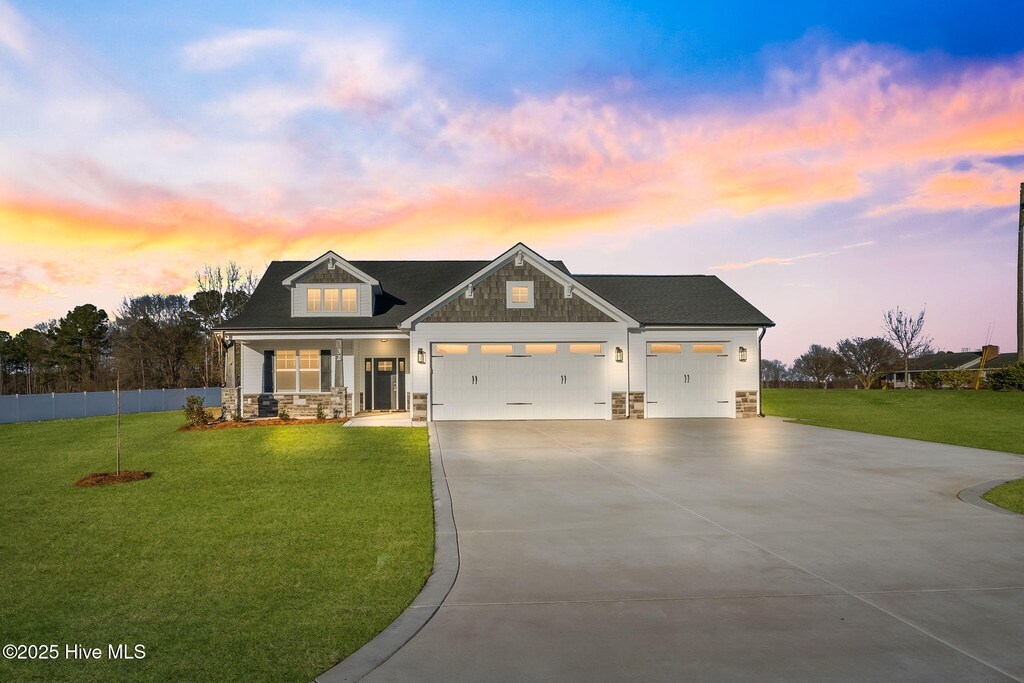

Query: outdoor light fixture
[[739, 347, 748, 362], [380, 338, 388, 343], [615, 346, 623, 362], [417, 348, 425, 364]]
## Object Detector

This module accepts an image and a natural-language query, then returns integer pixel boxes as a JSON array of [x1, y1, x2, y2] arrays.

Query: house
[[214, 243, 774, 422], [886, 351, 983, 388]]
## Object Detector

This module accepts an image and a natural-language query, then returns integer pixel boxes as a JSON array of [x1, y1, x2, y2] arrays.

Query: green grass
[[763, 388, 1024, 456], [982, 479, 1024, 515], [0, 412, 434, 683]]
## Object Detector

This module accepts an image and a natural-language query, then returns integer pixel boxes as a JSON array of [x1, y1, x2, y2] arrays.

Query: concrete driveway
[[366, 418, 1024, 682]]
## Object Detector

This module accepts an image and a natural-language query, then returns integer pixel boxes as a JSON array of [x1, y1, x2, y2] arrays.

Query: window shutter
[[263, 351, 274, 393], [320, 350, 331, 392]]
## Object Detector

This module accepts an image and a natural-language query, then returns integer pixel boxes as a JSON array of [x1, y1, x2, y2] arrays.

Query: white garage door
[[431, 342, 608, 420], [646, 342, 732, 418]]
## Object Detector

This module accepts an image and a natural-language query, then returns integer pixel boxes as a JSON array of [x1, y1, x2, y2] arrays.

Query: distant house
[[886, 351, 982, 388], [887, 346, 1013, 388]]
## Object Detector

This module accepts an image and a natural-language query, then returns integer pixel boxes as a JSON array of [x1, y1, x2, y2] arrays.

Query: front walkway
[[344, 412, 414, 427], [363, 418, 1024, 682]]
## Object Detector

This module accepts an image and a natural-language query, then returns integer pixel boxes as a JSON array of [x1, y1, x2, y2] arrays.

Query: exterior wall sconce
[[615, 347, 624, 362], [738, 347, 748, 362], [417, 348, 425, 364]]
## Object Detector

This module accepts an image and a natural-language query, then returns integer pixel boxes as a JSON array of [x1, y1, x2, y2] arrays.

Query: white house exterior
[[215, 243, 774, 422]]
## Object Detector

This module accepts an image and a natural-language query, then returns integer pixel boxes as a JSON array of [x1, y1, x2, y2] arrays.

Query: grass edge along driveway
[[982, 478, 1024, 515], [762, 388, 1024, 457], [0, 412, 434, 683]]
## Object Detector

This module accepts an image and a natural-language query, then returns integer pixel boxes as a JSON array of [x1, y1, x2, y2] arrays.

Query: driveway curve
[[366, 418, 1024, 682]]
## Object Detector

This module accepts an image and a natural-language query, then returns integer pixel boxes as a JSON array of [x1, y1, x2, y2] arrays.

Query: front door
[[373, 358, 396, 410]]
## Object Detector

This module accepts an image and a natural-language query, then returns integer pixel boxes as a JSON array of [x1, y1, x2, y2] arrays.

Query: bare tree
[[760, 359, 788, 388], [882, 307, 933, 388], [792, 344, 841, 388], [835, 337, 901, 389], [190, 263, 259, 386]]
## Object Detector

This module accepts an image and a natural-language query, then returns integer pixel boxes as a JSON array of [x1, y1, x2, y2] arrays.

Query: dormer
[[282, 251, 379, 317]]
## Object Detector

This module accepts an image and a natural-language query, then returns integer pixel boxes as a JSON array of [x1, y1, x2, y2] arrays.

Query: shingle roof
[[907, 352, 982, 371], [218, 260, 774, 330], [984, 352, 1021, 369], [575, 275, 773, 327]]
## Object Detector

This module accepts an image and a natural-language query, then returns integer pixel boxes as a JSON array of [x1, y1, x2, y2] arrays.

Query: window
[[341, 288, 357, 312], [481, 344, 513, 354], [525, 343, 557, 354], [324, 289, 340, 312], [506, 281, 534, 308], [650, 343, 682, 354], [570, 343, 602, 354], [299, 350, 320, 391], [435, 344, 468, 355], [276, 350, 297, 391], [276, 350, 322, 392], [306, 288, 322, 312], [693, 343, 725, 354], [377, 360, 394, 372]]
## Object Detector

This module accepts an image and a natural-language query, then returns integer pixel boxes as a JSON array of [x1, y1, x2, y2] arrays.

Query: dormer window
[[306, 287, 358, 313], [341, 288, 357, 312], [506, 281, 534, 309], [307, 288, 323, 312]]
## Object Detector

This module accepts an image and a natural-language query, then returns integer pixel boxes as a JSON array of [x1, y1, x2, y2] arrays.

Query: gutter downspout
[[757, 327, 767, 417]]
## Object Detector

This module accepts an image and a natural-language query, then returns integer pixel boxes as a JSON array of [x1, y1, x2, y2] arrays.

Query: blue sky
[[2, 0, 1023, 361]]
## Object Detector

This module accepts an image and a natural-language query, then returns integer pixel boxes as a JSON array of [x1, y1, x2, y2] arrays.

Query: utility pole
[[1018, 181, 1023, 362]]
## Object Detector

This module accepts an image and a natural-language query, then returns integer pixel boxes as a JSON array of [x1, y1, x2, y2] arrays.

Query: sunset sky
[[1, 0, 1022, 362]]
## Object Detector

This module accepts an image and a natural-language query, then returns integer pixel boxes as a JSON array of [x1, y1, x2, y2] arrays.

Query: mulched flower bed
[[75, 471, 153, 488], [178, 418, 347, 432]]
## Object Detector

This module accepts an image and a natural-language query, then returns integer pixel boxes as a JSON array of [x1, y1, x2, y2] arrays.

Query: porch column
[[223, 339, 236, 388]]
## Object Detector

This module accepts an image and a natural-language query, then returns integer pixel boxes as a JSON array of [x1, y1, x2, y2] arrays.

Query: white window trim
[[298, 284, 361, 317], [506, 280, 534, 309], [275, 349, 327, 394]]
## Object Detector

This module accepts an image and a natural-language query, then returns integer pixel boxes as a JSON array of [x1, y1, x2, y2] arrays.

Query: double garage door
[[646, 342, 733, 418], [431, 342, 608, 420]]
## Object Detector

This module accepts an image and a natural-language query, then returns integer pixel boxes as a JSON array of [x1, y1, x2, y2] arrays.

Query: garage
[[430, 342, 609, 420], [645, 342, 733, 418]]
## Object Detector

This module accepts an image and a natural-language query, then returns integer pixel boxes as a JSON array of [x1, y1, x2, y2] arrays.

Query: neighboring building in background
[[215, 243, 774, 422]]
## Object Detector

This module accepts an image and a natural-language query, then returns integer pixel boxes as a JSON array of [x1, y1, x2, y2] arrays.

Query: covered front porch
[[221, 333, 411, 420]]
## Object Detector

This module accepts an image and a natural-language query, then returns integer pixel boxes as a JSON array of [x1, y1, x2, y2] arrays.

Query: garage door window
[[481, 344, 513, 354], [436, 344, 468, 355], [525, 343, 556, 354], [570, 343, 602, 354], [649, 343, 682, 354], [692, 344, 725, 354]]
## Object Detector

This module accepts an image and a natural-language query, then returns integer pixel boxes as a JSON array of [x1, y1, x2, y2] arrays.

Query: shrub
[[989, 362, 1024, 391], [943, 368, 975, 390], [183, 395, 207, 427], [315, 403, 327, 421], [232, 407, 243, 422], [278, 405, 292, 421], [914, 370, 942, 389]]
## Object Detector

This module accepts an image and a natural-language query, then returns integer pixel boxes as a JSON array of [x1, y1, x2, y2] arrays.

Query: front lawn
[[982, 479, 1024, 515], [763, 388, 1024, 456], [0, 412, 433, 682]]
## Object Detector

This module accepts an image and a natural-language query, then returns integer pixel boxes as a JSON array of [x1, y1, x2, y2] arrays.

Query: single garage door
[[431, 342, 609, 420], [646, 342, 732, 418]]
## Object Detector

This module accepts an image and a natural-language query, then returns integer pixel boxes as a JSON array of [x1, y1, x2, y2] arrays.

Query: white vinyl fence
[[0, 388, 222, 425]]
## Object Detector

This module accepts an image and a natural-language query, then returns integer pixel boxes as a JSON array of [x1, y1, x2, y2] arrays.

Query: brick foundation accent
[[241, 392, 338, 419], [611, 391, 627, 419], [221, 387, 241, 419], [330, 387, 348, 418], [411, 392, 428, 422], [736, 390, 758, 418], [628, 392, 645, 418]]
